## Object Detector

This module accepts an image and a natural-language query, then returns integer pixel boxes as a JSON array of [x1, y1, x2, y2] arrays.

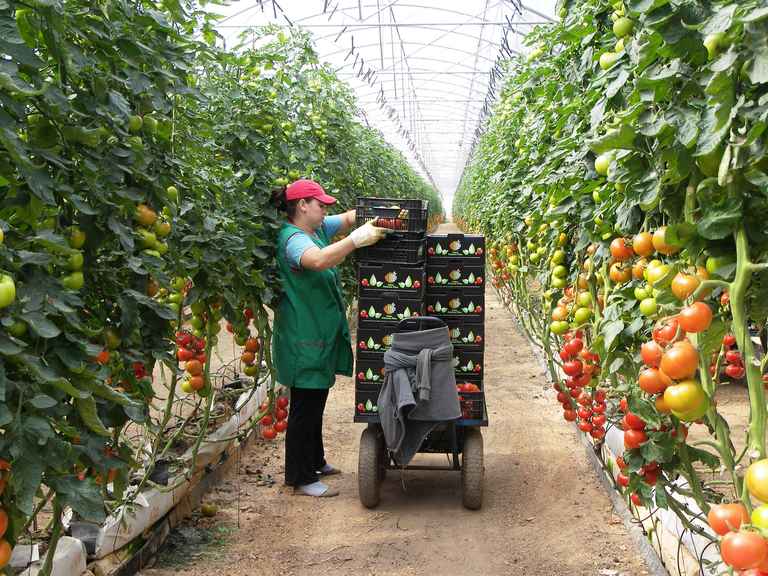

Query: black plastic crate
[[452, 347, 484, 379], [355, 197, 429, 233], [426, 259, 485, 293], [426, 234, 485, 261], [426, 290, 485, 321], [456, 381, 485, 421], [355, 388, 380, 417], [355, 232, 426, 264], [358, 263, 426, 299]]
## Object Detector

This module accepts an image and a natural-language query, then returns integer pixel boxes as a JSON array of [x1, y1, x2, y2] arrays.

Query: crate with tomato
[[456, 381, 485, 422], [355, 198, 429, 264], [426, 289, 484, 322], [443, 318, 485, 351], [452, 346, 484, 380]]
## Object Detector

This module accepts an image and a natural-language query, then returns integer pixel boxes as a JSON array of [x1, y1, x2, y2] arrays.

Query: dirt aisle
[[139, 223, 651, 576]]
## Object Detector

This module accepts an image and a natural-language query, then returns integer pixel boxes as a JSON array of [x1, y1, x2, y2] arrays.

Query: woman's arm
[[299, 235, 357, 271], [337, 209, 356, 233]]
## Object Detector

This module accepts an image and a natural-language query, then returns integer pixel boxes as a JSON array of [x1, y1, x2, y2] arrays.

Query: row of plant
[[453, 0, 767, 573], [0, 0, 441, 572]]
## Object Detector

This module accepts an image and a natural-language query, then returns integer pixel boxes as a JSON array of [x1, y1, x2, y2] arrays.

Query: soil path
[[138, 223, 651, 576]]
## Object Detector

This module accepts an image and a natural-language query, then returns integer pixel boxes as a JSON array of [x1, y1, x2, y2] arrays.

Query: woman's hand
[[349, 217, 394, 247]]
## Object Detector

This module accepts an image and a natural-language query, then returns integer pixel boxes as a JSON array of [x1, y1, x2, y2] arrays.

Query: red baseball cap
[[285, 179, 337, 204]]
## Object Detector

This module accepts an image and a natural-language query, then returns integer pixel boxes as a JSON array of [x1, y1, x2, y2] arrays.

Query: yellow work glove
[[349, 216, 394, 248]]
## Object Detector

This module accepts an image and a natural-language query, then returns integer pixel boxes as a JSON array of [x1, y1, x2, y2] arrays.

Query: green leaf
[[664, 106, 699, 148], [11, 441, 44, 515], [21, 310, 61, 338], [602, 320, 625, 350], [46, 476, 106, 523], [699, 319, 731, 355], [639, 432, 677, 464], [75, 394, 111, 437], [696, 197, 742, 239], [0, 14, 24, 44], [686, 445, 721, 469]]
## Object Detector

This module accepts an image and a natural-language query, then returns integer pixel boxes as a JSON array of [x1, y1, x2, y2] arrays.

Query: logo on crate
[[449, 328, 483, 344], [359, 337, 382, 351], [428, 242, 484, 256], [450, 327, 461, 339], [356, 399, 379, 412], [357, 368, 384, 381], [427, 300, 483, 314], [361, 274, 420, 289], [454, 357, 482, 373], [383, 334, 393, 346], [428, 272, 483, 285], [360, 304, 419, 320]]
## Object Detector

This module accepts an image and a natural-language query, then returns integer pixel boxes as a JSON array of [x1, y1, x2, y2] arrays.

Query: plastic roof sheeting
[[211, 0, 557, 199]]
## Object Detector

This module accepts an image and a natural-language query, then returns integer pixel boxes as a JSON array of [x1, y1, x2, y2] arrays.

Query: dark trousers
[[284, 387, 329, 487]]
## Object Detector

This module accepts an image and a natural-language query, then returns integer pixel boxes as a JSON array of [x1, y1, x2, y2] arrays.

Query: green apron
[[272, 220, 353, 389]]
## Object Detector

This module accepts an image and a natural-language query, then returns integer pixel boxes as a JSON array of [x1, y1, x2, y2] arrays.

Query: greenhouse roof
[[209, 0, 557, 199]]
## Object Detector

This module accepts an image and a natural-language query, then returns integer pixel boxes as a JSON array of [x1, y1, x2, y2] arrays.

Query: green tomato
[[751, 504, 768, 530], [551, 250, 565, 264], [191, 328, 205, 338], [634, 286, 650, 300], [153, 241, 168, 256], [143, 116, 158, 133], [552, 276, 567, 289], [211, 307, 223, 321], [101, 328, 122, 350], [705, 252, 737, 279], [235, 335, 248, 346], [190, 315, 206, 329], [137, 228, 156, 249], [703, 33, 724, 60], [529, 252, 541, 264], [639, 297, 658, 318], [595, 154, 611, 176], [0, 274, 16, 308], [613, 17, 632, 37], [574, 307, 592, 324], [552, 265, 567, 278], [168, 302, 180, 314], [550, 320, 569, 336], [128, 115, 143, 132], [62, 249, 83, 271], [67, 226, 86, 249], [190, 300, 206, 315], [594, 216, 605, 226], [206, 322, 221, 336], [697, 146, 724, 178], [578, 292, 592, 307], [167, 185, 179, 202], [6, 320, 26, 337], [643, 259, 663, 280], [670, 394, 709, 422], [599, 52, 616, 71], [62, 271, 84, 291], [647, 264, 671, 288], [171, 277, 186, 292]]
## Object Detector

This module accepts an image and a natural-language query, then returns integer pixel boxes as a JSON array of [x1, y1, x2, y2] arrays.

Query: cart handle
[[394, 316, 447, 333]]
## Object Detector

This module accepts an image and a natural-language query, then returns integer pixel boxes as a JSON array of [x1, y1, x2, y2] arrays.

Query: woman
[[271, 179, 390, 497]]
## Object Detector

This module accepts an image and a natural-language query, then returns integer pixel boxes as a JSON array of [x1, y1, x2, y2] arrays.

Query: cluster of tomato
[[638, 305, 712, 422], [712, 332, 746, 380], [487, 242, 515, 283], [226, 307, 261, 377], [261, 395, 289, 439], [175, 330, 208, 394], [0, 460, 11, 571], [705, 458, 768, 575], [555, 330, 606, 438], [456, 381, 481, 419]]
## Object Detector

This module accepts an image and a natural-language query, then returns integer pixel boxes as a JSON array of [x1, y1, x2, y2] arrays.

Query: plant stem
[[40, 498, 63, 576]]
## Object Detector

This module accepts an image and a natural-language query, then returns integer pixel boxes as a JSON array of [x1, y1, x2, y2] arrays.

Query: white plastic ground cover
[[493, 284, 717, 576], [17, 537, 86, 576], [603, 425, 721, 576], [28, 376, 276, 576]]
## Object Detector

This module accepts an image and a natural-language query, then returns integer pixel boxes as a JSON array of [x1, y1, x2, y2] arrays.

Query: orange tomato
[[652, 227, 680, 255], [241, 350, 256, 365], [244, 337, 260, 352], [633, 232, 655, 257], [184, 359, 203, 376]]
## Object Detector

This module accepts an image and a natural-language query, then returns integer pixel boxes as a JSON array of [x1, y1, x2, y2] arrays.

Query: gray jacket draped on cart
[[377, 326, 461, 467]]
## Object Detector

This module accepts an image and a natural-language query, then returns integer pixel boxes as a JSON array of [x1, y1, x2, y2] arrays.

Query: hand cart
[[355, 316, 488, 510]]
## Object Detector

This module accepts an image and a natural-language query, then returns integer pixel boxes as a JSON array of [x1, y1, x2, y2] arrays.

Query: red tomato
[[610, 238, 634, 261], [723, 333, 736, 347], [677, 302, 713, 334], [563, 410, 578, 422], [638, 367, 667, 394], [726, 364, 745, 379], [592, 402, 607, 414], [631, 493, 643, 506], [571, 371, 592, 388], [260, 414, 274, 427], [563, 360, 584, 377], [707, 503, 750, 536], [720, 531, 768, 570], [274, 419, 288, 433], [591, 414, 606, 427], [275, 408, 288, 421], [641, 341, 663, 367], [262, 427, 277, 440], [589, 426, 606, 439], [726, 349, 742, 364], [557, 391, 569, 403], [654, 318, 684, 345], [616, 453, 628, 468], [577, 406, 593, 420], [660, 341, 699, 380], [617, 472, 630, 487], [559, 349, 570, 362], [619, 397, 629, 411], [622, 412, 646, 430], [175, 332, 192, 347], [564, 338, 584, 356], [624, 429, 649, 450], [178, 347, 194, 362], [578, 420, 593, 433], [642, 468, 659, 486]]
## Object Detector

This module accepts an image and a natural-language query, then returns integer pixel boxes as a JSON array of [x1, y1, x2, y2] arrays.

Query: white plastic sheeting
[[206, 0, 557, 199]]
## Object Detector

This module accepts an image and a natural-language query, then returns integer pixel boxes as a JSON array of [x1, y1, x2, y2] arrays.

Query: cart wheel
[[358, 427, 383, 508], [461, 427, 484, 510]]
